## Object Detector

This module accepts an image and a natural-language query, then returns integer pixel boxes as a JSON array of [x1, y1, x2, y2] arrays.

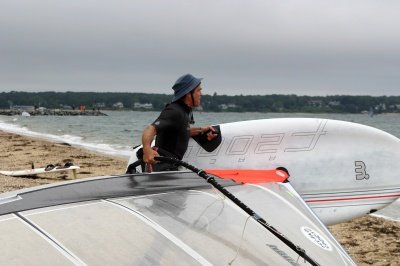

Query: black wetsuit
[[148, 101, 192, 171]]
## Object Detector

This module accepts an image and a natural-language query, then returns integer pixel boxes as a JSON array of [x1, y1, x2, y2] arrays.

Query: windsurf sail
[[0, 166, 355, 265]]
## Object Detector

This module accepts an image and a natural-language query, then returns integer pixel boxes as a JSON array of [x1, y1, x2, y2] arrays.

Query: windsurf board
[[0, 164, 80, 178]]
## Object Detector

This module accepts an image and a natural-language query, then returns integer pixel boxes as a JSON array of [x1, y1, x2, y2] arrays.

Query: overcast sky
[[1, 0, 400, 96]]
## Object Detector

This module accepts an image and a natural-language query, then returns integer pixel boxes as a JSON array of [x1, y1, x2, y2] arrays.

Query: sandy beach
[[0, 130, 399, 265]]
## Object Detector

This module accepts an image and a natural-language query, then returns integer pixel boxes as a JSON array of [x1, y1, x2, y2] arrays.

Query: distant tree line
[[0, 91, 171, 110], [1, 91, 400, 113]]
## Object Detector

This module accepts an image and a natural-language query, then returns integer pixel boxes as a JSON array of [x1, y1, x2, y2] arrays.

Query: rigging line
[[211, 182, 226, 200], [229, 214, 251, 265], [153, 156, 321, 266], [191, 194, 226, 229]]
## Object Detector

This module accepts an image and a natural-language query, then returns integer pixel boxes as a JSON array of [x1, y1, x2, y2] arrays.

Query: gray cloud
[[1, 0, 400, 95]]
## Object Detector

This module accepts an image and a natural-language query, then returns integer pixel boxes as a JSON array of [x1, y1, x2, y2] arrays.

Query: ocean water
[[0, 111, 399, 221]]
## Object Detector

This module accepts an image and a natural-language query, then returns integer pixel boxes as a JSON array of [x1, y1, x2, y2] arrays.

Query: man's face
[[183, 86, 202, 107], [192, 86, 202, 107]]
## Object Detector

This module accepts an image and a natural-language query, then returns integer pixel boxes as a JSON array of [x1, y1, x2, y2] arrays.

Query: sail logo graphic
[[301, 226, 332, 251], [188, 120, 328, 162]]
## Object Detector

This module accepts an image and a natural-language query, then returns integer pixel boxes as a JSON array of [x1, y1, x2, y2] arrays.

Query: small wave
[[60, 134, 84, 142], [0, 120, 38, 136], [0, 120, 131, 159]]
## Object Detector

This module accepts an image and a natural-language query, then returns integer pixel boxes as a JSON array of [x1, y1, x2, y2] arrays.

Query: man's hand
[[143, 146, 159, 164], [202, 126, 218, 141]]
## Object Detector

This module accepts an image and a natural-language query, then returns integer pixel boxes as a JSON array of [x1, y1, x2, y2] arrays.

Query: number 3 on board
[[355, 161, 370, 180]]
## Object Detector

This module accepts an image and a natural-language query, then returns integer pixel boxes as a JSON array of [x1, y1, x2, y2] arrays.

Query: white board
[[0, 165, 80, 177], [183, 118, 400, 224]]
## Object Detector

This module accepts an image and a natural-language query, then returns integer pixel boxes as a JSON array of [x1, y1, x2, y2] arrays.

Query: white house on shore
[[218, 103, 237, 110], [133, 102, 153, 109], [113, 102, 124, 109]]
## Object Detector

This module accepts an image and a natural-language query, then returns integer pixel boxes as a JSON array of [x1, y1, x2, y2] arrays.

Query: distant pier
[[0, 109, 108, 116]]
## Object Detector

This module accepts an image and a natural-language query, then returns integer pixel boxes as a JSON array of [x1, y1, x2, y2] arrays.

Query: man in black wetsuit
[[141, 73, 217, 172]]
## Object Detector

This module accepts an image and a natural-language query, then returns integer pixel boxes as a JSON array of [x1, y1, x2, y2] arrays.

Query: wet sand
[[1, 130, 399, 265]]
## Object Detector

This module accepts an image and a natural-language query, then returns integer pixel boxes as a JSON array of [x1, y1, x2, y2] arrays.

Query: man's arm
[[190, 125, 218, 141], [142, 124, 159, 164]]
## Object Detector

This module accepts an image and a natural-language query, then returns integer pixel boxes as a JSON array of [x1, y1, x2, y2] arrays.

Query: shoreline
[[0, 130, 399, 265], [0, 130, 127, 192], [0, 109, 107, 116]]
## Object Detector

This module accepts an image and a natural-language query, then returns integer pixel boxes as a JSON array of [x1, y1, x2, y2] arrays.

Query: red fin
[[205, 169, 289, 184]]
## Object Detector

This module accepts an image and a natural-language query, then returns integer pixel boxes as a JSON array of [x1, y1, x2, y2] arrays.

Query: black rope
[[153, 156, 320, 266], [125, 160, 143, 174]]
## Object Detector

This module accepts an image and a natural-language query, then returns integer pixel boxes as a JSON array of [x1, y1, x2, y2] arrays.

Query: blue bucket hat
[[172, 74, 202, 102]]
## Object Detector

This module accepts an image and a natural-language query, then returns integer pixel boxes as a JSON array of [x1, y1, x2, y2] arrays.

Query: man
[[141, 73, 217, 171]]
